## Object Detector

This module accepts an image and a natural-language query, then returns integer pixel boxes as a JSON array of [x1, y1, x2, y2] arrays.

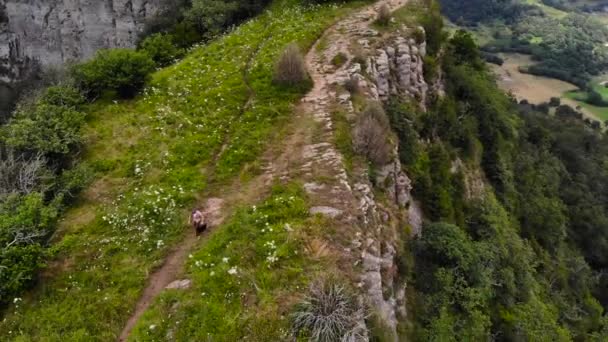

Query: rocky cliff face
[[314, 21, 429, 339], [367, 35, 428, 107], [0, 0, 166, 83]]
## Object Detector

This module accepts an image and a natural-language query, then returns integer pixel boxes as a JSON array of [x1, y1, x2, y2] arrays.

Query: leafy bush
[[37, 85, 85, 108], [184, 0, 271, 41], [292, 280, 366, 341], [3, 102, 86, 155], [586, 89, 608, 107], [184, 0, 239, 40], [549, 97, 561, 107], [138, 33, 184, 67], [419, 0, 446, 57], [353, 102, 394, 165], [0, 193, 59, 305], [481, 52, 504, 66], [423, 55, 439, 83], [72, 49, 155, 98], [274, 43, 308, 86], [331, 52, 348, 68]]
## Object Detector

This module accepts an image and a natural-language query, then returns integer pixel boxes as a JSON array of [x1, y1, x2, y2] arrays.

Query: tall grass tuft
[[292, 280, 367, 342], [376, 4, 391, 26], [353, 101, 393, 165], [274, 43, 308, 86]]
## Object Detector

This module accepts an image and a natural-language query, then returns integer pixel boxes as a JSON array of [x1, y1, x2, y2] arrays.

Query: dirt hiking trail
[[117, 198, 223, 341], [117, 0, 407, 339]]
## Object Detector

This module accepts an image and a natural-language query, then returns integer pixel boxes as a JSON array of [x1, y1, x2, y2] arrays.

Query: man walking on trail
[[190, 208, 207, 235]]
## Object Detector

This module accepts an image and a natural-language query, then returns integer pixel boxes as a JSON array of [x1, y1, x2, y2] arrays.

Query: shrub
[[536, 102, 550, 114], [291, 280, 366, 341], [353, 102, 393, 165], [0, 150, 47, 197], [331, 52, 348, 68], [352, 54, 367, 70], [0, 192, 59, 305], [344, 76, 360, 94], [412, 27, 426, 44], [549, 97, 561, 107], [3, 103, 86, 155], [72, 49, 155, 98], [555, 105, 583, 120], [586, 89, 608, 107], [423, 55, 439, 83], [376, 4, 391, 26], [138, 33, 184, 67], [274, 43, 308, 86], [38, 85, 85, 108], [481, 52, 504, 66], [184, 0, 239, 39]]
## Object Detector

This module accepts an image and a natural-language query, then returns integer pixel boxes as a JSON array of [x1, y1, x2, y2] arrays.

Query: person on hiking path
[[190, 208, 208, 235]]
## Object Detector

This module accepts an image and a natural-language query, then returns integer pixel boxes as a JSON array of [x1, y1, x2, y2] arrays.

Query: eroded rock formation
[[0, 0, 166, 83], [367, 33, 429, 107]]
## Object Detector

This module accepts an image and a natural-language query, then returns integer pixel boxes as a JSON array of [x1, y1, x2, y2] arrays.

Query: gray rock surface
[[0, 0, 167, 83], [366, 34, 429, 107], [165, 279, 192, 290]]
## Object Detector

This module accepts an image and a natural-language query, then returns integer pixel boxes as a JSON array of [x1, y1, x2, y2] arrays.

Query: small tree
[[184, 0, 239, 38], [548, 97, 561, 107], [376, 4, 391, 26], [353, 102, 393, 165], [274, 43, 308, 86], [72, 49, 155, 98]]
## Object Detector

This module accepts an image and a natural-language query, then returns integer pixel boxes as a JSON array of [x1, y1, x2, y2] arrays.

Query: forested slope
[[396, 27, 608, 340]]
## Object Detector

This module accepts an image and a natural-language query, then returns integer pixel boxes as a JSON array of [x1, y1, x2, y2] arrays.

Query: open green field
[[488, 53, 608, 123], [564, 92, 608, 122], [562, 77, 608, 121], [0, 1, 366, 340]]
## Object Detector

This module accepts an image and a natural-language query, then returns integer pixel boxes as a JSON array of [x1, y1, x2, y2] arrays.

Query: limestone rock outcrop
[[0, 0, 167, 83], [367, 33, 429, 107]]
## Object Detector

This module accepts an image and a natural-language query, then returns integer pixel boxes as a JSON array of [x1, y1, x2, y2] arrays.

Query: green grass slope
[[130, 184, 333, 341], [0, 1, 365, 340]]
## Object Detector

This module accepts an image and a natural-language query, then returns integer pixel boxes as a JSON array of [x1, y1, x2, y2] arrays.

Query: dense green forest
[[440, 0, 608, 89], [389, 17, 608, 338]]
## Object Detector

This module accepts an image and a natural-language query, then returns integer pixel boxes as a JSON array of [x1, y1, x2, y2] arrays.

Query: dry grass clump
[[331, 52, 349, 68], [376, 4, 391, 26], [353, 102, 393, 165], [274, 43, 308, 86], [291, 280, 367, 342]]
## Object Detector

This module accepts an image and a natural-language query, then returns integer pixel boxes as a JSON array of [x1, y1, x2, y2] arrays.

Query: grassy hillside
[[0, 1, 366, 340], [129, 184, 331, 340]]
